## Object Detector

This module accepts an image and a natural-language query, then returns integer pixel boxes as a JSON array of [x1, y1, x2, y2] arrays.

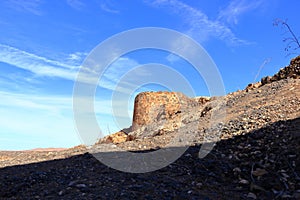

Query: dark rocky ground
[[0, 118, 299, 199], [0, 56, 300, 199]]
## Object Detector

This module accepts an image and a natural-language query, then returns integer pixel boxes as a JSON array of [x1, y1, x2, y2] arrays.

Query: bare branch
[[273, 18, 300, 56]]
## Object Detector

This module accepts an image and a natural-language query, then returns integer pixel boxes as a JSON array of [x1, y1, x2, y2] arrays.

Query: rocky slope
[[0, 56, 299, 199], [98, 56, 300, 150]]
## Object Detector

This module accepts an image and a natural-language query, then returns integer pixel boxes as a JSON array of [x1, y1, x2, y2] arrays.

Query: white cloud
[[148, 0, 250, 45], [100, 1, 119, 14], [5, 0, 43, 15], [2, 44, 80, 70], [67, 51, 88, 64], [0, 44, 79, 80], [0, 91, 128, 119], [166, 53, 181, 63], [99, 57, 143, 90], [0, 44, 153, 148], [66, 0, 85, 10], [0, 91, 70, 112], [218, 0, 264, 25], [0, 44, 145, 91]]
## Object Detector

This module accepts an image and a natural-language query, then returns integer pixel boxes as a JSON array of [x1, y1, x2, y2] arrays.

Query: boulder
[[100, 131, 129, 144], [261, 55, 300, 85], [245, 82, 262, 92]]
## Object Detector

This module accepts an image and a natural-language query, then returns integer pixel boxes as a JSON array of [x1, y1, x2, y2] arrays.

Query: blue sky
[[0, 0, 299, 150]]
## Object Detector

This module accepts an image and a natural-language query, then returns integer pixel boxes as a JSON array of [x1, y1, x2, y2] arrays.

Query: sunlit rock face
[[261, 55, 300, 85], [131, 91, 200, 133]]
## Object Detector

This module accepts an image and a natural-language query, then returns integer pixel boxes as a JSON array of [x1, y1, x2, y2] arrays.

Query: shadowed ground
[[0, 118, 299, 199]]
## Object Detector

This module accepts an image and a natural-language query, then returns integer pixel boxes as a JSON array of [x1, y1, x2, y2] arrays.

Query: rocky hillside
[[98, 55, 300, 148], [0, 56, 299, 199]]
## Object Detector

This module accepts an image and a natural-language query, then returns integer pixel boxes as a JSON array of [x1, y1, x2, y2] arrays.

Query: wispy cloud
[[0, 91, 71, 113], [166, 53, 181, 63], [0, 44, 147, 93], [0, 44, 146, 148], [67, 52, 88, 64], [148, 0, 251, 45], [100, 1, 119, 14], [0, 44, 80, 70], [0, 91, 120, 117], [5, 0, 43, 15], [99, 57, 143, 89], [218, 0, 264, 25], [0, 70, 41, 93], [0, 44, 78, 81], [66, 0, 85, 10]]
